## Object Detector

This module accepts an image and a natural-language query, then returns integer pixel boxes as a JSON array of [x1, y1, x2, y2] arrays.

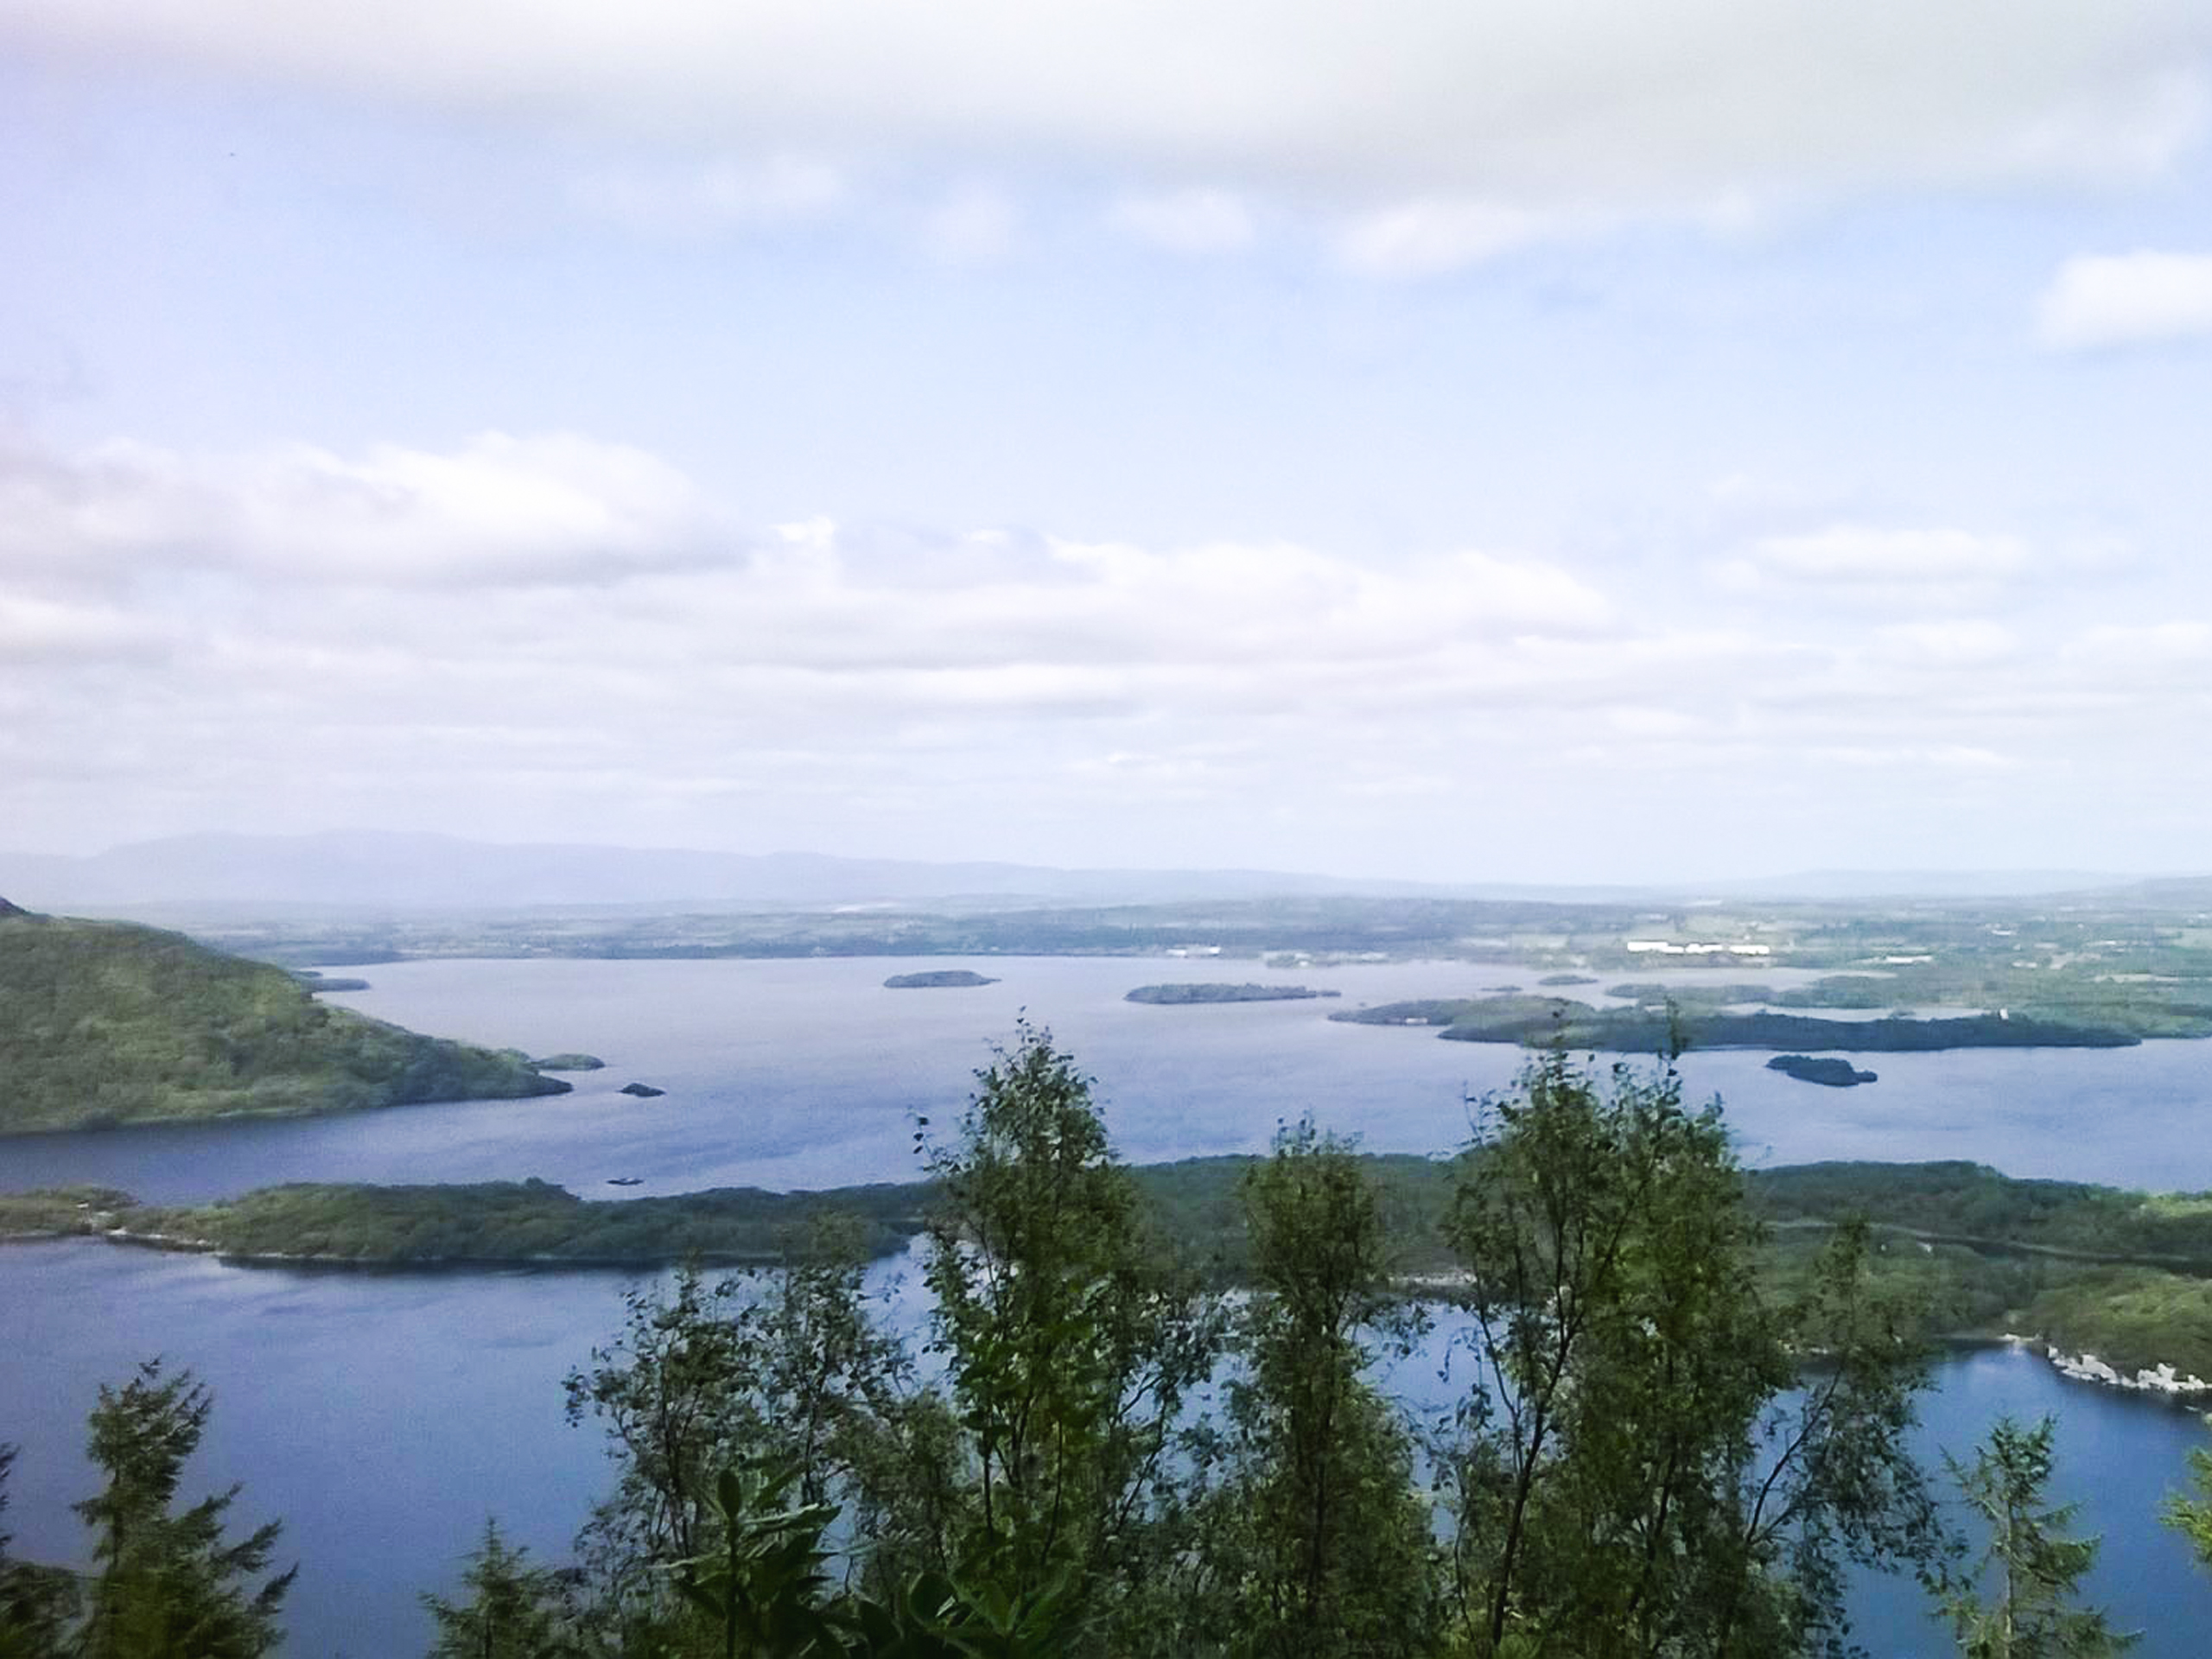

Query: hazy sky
[[6, 3, 2212, 882]]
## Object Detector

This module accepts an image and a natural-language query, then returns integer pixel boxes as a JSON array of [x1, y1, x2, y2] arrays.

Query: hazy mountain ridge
[[0, 830, 2179, 914]]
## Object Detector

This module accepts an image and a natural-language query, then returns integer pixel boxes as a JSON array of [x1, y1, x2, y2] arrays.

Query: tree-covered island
[[1767, 1055, 1879, 1086], [1124, 982, 1341, 1003], [882, 969, 1001, 988]]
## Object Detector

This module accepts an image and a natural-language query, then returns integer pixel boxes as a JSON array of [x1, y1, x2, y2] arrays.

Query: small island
[[1126, 983, 1341, 1005], [618, 1082, 666, 1098], [530, 1052, 607, 1071], [1538, 973, 1599, 987], [292, 970, 372, 994], [1766, 1054, 1878, 1087], [883, 970, 1001, 988]]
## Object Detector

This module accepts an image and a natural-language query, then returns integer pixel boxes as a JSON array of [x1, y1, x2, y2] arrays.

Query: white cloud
[[923, 187, 1018, 264], [0, 593, 170, 662], [9, 425, 2212, 873], [2062, 620, 2212, 665], [572, 155, 846, 233], [1751, 527, 2027, 584], [2037, 251, 2212, 349], [1875, 620, 2021, 666], [0, 433, 723, 588], [1716, 526, 2031, 611], [1108, 189, 1255, 254], [10, 1, 2209, 227], [1334, 200, 1595, 277]]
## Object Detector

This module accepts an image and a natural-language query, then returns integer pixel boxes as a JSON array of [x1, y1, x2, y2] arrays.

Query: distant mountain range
[[0, 830, 2190, 914]]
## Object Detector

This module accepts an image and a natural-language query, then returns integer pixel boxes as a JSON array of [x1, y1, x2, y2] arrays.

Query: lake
[[8, 955, 2212, 1199], [3, 954, 2210, 1654]]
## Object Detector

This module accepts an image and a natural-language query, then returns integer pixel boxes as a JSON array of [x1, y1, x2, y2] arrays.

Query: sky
[[5, 3, 2212, 885]]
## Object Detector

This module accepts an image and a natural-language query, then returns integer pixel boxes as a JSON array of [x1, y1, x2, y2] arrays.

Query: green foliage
[[2160, 1447, 2212, 1574], [114, 1179, 923, 1267], [1436, 1054, 1942, 1658], [1198, 1120, 1436, 1657], [667, 1463, 843, 1659], [423, 1520, 581, 1658], [563, 1218, 918, 1648], [1936, 1416, 2137, 1657], [73, 1360, 296, 1659], [918, 1022, 1219, 1632], [0, 910, 566, 1135]]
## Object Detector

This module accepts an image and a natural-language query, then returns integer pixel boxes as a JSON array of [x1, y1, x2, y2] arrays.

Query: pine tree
[[422, 1519, 578, 1659], [73, 1360, 295, 1659], [1938, 1415, 2136, 1658]]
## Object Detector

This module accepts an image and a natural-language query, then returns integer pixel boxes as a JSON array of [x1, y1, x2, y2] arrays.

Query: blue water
[[6, 956, 2211, 1200], [3, 956, 2209, 1655]]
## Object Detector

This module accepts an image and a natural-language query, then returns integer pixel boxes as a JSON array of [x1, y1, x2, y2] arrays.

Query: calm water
[[3, 956, 2210, 1654], [6, 956, 2212, 1199]]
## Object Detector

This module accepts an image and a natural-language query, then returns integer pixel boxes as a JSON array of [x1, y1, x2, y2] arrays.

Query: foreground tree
[[72, 1360, 295, 1659], [920, 1021, 1219, 1648], [422, 1519, 579, 1659], [1937, 1416, 2135, 1658], [2162, 1446, 2212, 1574], [1438, 1052, 1942, 1657], [1199, 1119, 1435, 1657], [563, 1216, 912, 1648]]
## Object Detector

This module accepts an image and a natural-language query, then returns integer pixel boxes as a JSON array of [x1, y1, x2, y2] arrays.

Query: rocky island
[[883, 969, 1001, 988]]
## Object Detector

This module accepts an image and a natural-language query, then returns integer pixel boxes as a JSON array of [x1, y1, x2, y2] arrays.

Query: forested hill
[[0, 902, 568, 1135]]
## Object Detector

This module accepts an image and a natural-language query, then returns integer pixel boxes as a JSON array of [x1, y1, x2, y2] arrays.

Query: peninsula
[[1332, 994, 2137, 1052], [0, 901, 568, 1135], [10, 1157, 2212, 1386]]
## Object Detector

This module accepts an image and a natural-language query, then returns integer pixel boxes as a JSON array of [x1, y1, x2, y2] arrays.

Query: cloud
[[2062, 620, 2212, 668], [1751, 527, 2027, 584], [1875, 620, 2021, 666], [0, 433, 723, 588], [1108, 189, 1255, 254], [10, 1, 2209, 231], [0, 592, 171, 662], [2037, 251, 2212, 349], [1715, 525, 2031, 611], [8, 424, 2212, 873], [571, 155, 846, 233], [1334, 200, 1595, 277], [923, 187, 1018, 264]]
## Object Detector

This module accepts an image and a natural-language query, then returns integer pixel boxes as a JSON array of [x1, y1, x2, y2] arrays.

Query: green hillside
[[0, 901, 569, 1134]]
